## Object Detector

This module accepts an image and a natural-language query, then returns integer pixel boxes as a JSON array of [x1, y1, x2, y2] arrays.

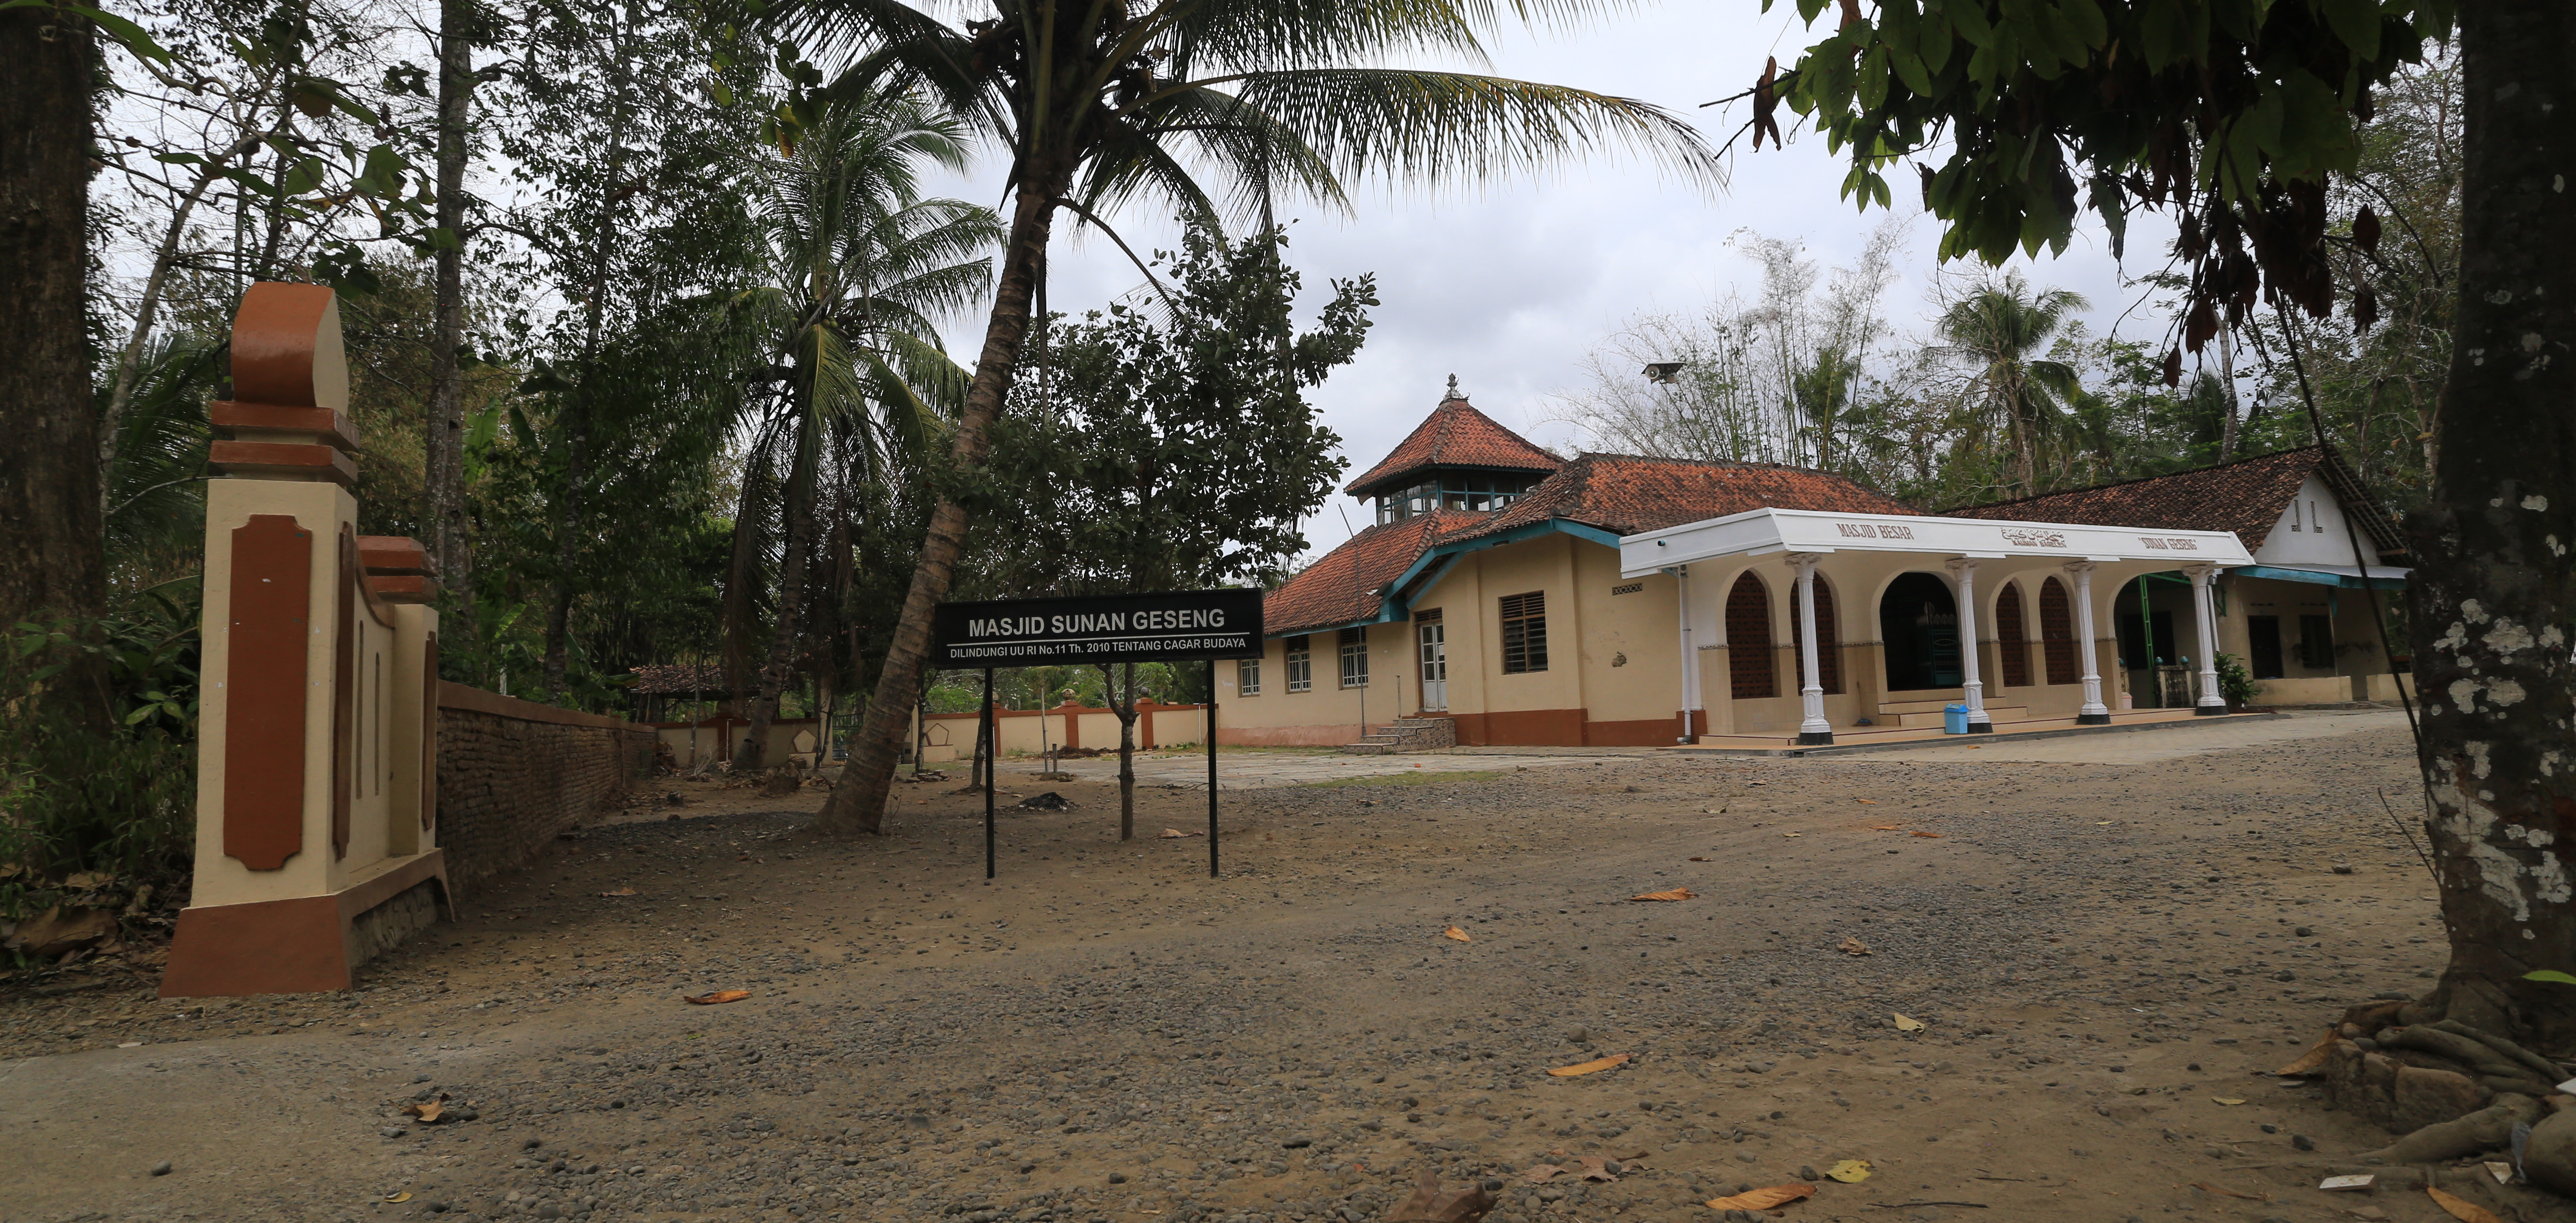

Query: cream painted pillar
[[1946, 558, 1989, 731], [1788, 553, 1832, 744], [1670, 564, 1699, 742], [2187, 563, 2228, 714], [2066, 561, 2110, 724]]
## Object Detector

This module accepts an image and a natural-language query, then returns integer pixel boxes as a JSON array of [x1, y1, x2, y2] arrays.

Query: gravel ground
[[4, 714, 2569, 1223]]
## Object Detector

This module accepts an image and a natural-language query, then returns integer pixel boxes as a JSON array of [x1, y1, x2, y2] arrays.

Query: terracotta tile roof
[[1342, 397, 1564, 495], [1949, 446, 2404, 555], [1263, 511, 1480, 636], [1440, 454, 1921, 544], [1266, 457, 1916, 635]]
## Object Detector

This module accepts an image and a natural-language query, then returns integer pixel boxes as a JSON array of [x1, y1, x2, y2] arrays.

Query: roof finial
[[1442, 373, 1464, 402]]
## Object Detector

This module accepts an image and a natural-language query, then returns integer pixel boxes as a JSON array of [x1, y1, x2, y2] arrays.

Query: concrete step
[[1890, 705, 2029, 729]]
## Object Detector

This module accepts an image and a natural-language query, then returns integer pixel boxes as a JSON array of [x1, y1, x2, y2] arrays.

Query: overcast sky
[[932, 1, 2184, 564]]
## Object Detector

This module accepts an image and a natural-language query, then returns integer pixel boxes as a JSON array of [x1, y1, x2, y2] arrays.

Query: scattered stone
[[2332, 864, 2354, 874], [150, 1161, 171, 1176], [2292, 1135, 2315, 1151]]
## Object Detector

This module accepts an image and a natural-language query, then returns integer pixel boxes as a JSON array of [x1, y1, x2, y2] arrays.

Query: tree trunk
[[815, 166, 1066, 837], [1104, 662, 1137, 841], [425, 0, 478, 674], [2402, 0, 2576, 1054], [737, 408, 819, 772], [0, 7, 110, 727], [541, 15, 635, 700], [2216, 327, 2241, 462]]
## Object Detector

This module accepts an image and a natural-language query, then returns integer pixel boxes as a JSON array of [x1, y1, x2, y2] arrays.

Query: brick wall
[[435, 683, 654, 898]]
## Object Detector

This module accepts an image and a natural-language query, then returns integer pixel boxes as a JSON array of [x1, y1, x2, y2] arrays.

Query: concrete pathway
[[1031, 748, 1611, 790], [1862, 706, 2411, 764]]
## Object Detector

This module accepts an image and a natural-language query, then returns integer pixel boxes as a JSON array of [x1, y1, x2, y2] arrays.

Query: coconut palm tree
[[1935, 271, 2088, 496], [722, 90, 1005, 771], [788, 0, 1724, 834]]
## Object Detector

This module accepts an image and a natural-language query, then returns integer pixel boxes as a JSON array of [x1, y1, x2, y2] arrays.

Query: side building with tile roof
[[1951, 445, 2413, 708], [1230, 390, 2238, 748]]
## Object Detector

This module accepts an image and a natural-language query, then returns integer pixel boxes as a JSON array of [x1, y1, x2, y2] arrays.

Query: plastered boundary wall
[[915, 701, 1212, 762], [435, 682, 654, 898]]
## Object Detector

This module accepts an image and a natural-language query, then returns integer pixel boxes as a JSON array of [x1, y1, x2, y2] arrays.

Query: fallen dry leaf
[[2212, 1097, 2248, 1106], [1688, 856, 1712, 862], [1825, 1159, 1872, 1183], [1578, 1156, 1617, 1183], [1158, 828, 1203, 838], [1707, 1184, 1815, 1210], [1856, 799, 1878, 805], [1546, 1053, 1632, 1078], [1747, 780, 1768, 786], [1893, 1013, 1925, 1032], [1838, 937, 1873, 956], [399, 1094, 448, 1123], [2191, 1182, 2267, 1201], [1780, 831, 1802, 837], [1384, 1166, 1495, 1223], [1910, 830, 1943, 838], [1868, 824, 1905, 831], [2318, 1174, 2375, 1191], [684, 990, 752, 1005], [1519, 1165, 1565, 1184], [2276, 1029, 2339, 1076], [384, 1191, 413, 1203], [2428, 1187, 2504, 1223], [2485, 1162, 2513, 1186], [1442, 926, 1472, 943], [1628, 888, 1696, 902], [601, 886, 636, 897]]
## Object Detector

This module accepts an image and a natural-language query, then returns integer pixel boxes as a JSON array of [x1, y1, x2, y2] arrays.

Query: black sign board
[[930, 589, 1264, 668], [930, 589, 1256, 882]]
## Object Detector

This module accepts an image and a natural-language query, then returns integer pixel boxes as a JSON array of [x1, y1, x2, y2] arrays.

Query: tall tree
[[977, 227, 1369, 836], [721, 91, 1000, 770], [0, 2, 110, 726], [1749, 0, 2573, 1051], [1932, 271, 2086, 496], [787, 0, 1721, 837], [425, 0, 488, 670]]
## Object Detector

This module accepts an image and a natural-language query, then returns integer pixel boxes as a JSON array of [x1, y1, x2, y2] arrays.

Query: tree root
[[2375, 1026, 2560, 1098], [2430, 1018, 2573, 1085], [2362, 1094, 2545, 1165]]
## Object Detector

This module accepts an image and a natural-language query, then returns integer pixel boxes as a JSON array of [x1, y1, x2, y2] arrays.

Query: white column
[[2066, 561, 2110, 724], [1671, 565, 1699, 742], [1789, 553, 1832, 744], [1946, 558, 1989, 731], [2187, 563, 2227, 714]]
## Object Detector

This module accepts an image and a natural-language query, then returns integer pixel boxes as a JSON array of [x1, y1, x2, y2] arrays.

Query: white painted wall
[[2253, 475, 2371, 565]]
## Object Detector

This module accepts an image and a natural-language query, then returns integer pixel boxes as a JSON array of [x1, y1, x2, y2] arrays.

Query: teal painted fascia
[[1266, 518, 1619, 640], [2233, 564, 2409, 590]]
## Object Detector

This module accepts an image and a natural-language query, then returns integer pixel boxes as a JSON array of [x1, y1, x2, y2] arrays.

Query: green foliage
[[1761, 0, 2451, 367], [0, 586, 204, 928], [974, 227, 1372, 597], [2215, 651, 2259, 706]]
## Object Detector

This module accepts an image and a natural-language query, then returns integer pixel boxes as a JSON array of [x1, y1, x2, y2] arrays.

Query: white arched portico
[[1626, 509, 2257, 746]]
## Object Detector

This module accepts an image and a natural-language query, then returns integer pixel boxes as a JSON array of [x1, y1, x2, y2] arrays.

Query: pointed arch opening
[[1724, 572, 1777, 700], [2040, 576, 2080, 685], [1995, 580, 2033, 688]]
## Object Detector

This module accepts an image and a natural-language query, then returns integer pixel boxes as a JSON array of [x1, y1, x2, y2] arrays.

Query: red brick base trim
[[161, 849, 450, 998]]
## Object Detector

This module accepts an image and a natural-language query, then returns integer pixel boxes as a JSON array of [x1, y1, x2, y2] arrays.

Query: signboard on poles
[[929, 589, 1264, 668]]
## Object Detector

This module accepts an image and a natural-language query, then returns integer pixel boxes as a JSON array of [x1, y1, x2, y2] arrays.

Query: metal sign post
[[1207, 660, 1220, 878], [927, 590, 1262, 880], [982, 668, 997, 880]]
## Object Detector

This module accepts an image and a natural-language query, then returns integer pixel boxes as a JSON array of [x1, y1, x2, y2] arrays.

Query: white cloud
[[927, 0, 2184, 565]]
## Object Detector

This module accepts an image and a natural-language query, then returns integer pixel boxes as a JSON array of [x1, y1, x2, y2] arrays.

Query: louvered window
[[1499, 592, 1549, 674]]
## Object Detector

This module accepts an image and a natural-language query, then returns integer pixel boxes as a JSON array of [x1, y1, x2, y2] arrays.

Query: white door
[[1417, 619, 1449, 711]]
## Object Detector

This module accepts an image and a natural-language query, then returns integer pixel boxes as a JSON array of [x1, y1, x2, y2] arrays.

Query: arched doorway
[[1725, 572, 1777, 699], [1879, 572, 1962, 692]]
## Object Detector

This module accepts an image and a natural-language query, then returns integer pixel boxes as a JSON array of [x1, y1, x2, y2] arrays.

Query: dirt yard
[[4, 712, 2568, 1223]]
